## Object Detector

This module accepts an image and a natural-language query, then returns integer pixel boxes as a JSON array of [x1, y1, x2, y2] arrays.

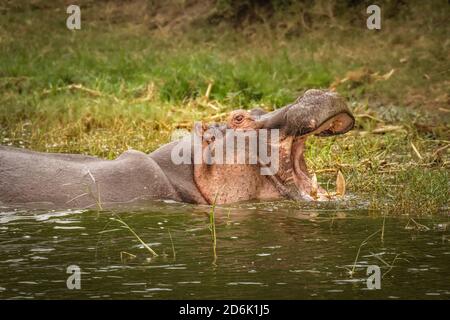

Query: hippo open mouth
[[269, 111, 354, 201], [248, 89, 355, 202]]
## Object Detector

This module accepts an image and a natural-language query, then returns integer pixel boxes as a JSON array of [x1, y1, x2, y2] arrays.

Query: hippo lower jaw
[[290, 136, 327, 201]]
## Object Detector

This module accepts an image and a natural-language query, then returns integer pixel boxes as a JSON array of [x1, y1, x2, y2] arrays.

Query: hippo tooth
[[336, 170, 346, 197], [310, 173, 318, 199]]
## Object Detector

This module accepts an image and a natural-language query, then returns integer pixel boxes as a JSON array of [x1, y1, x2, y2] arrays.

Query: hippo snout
[[285, 89, 355, 136], [256, 89, 355, 137]]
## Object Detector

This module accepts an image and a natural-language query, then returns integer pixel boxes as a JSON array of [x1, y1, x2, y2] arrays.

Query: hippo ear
[[193, 121, 206, 137], [194, 121, 218, 146]]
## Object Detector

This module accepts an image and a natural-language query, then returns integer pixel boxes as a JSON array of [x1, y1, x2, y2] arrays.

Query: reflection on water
[[0, 201, 449, 299]]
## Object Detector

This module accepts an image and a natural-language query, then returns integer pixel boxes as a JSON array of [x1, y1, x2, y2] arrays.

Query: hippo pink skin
[[0, 89, 354, 208]]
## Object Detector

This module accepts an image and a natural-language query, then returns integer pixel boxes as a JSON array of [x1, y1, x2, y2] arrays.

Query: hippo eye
[[234, 114, 244, 123]]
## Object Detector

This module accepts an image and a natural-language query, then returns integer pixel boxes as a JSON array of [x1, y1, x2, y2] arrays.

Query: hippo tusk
[[336, 170, 346, 197], [310, 173, 318, 200]]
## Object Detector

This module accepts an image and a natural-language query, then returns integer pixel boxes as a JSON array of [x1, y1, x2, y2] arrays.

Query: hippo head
[[189, 89, 355, 204]]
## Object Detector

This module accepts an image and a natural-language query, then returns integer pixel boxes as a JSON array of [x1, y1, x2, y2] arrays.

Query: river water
[[0, 200, 449, 299]]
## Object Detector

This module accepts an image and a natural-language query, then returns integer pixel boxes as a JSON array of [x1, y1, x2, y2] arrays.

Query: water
[[0, 201, 449, 299]]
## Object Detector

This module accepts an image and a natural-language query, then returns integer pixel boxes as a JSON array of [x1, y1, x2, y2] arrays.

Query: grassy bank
[[0, 1, 448, 214]]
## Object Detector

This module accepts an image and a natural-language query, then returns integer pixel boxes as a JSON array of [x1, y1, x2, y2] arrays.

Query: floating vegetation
[[111, 216, 158, 258], [209, 193, 219, 265], [168, 228, 176, 261]]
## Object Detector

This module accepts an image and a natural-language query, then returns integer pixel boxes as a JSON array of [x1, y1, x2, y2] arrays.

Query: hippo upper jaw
[[254, 90, 355, 136]]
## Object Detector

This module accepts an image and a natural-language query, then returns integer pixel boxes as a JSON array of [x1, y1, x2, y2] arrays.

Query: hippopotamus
[[0, 89, 354, 209]]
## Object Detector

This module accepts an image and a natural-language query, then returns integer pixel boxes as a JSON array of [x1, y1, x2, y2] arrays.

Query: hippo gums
[[0, 89, 355, 208]]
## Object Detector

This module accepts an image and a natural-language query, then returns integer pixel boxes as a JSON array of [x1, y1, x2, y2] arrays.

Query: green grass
[[0, 2, 448, 214]]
